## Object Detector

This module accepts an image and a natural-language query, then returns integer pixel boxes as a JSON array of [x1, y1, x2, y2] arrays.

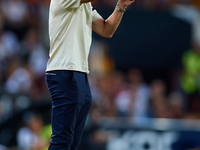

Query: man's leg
[[46, 71, 90, 150], [46, 70, 86, 150], [71, 74, 92, 150]]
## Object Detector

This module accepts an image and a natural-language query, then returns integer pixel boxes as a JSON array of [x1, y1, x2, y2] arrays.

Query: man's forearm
[[92, 1, 130, 38], [92, 0, 134, 38], [104, 2, 127, 37]]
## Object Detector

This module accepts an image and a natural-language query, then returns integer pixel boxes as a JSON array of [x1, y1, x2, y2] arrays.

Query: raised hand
[[117, 0, 135, 9]]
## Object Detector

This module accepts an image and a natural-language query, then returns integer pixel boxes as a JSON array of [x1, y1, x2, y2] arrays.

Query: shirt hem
[[46, 67, 90, 74]]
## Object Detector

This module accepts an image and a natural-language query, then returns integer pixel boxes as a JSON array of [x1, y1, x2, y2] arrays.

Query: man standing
[[45, 0, 135, 149]]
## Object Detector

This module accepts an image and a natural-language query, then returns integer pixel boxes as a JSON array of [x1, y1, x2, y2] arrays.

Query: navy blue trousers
[[45, 70, 92, 150]]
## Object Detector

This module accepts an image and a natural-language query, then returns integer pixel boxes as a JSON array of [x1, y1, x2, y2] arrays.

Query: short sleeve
[[92, 10, 102, 22], [58, 0, 81, 9]]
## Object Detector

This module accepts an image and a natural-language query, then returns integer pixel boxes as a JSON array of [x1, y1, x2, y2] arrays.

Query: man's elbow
[[103, 33, 113, 38], [101, 21, 114, 38], [107, 33, 113, 38]]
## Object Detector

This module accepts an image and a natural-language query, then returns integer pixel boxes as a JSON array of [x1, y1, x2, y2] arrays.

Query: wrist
[[117, 1, 127, 10]]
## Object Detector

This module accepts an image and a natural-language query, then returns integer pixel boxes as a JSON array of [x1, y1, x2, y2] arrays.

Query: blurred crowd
[[0, 0, 200, 149]]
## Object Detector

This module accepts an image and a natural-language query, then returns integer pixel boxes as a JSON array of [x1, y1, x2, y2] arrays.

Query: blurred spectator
[[181, 43, 200, 94], [95, 73, 120, 118], [148, 79, 171, 118], [1, 0, 30, 39], [17, 113, 48, 150], [20, 27, 48, 100], [0, 30, 20, 65], [21, 27, 48, 77], [0, 30, 20, 89], [4, 59, 32, 94], [2, 0, 29, 23], [93, 71, 126, 118], [115, 69, 150, 123]]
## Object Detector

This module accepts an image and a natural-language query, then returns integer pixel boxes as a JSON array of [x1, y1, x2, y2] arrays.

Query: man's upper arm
[[92, 18, 105, 36], [92, 9, 104, 35], [58, 0, 81, 9]]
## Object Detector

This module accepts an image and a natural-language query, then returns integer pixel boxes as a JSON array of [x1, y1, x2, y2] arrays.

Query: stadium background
[[0, 0, 200, 149]]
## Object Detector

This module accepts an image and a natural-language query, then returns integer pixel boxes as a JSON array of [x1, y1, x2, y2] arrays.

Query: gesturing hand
[[117, 0, 135, 9]]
